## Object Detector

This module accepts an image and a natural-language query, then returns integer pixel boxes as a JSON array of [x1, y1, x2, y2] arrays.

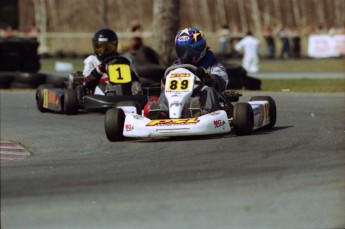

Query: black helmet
[[92, 28, 118, 61]]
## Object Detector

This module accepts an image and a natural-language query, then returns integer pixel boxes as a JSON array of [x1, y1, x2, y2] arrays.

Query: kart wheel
[[105, 108, 125, 141], [115, 101, 141, 114], [36, 84, 54, 112], [64, 89, 78, 115], [250, 96, 276, 128], [233, 102, 253, 136]]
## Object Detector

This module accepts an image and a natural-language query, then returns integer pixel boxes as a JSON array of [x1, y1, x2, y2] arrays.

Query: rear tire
[[36, 84, 54, 112], [105, 108, 125, 141], [64, 89, 78, 115], [233, 102, 253, 136], [250, 96, 276, 128]]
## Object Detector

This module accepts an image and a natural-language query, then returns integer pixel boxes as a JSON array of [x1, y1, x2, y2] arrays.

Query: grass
[[261, 79, 345, 93], [260, 58, 345, 72], [229, 58, 345, 72]]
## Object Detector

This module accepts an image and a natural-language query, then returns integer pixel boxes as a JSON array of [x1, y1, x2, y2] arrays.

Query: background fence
[[1, 0, 344, 55]]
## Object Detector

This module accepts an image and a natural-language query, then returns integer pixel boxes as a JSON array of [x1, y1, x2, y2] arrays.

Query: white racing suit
[[83, 54, 141, 95], [235, 35, 260, 73]]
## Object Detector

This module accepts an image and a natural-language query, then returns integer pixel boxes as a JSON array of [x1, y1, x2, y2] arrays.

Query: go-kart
[[35, 56, 158, 115], [104, 64, 276, 141]]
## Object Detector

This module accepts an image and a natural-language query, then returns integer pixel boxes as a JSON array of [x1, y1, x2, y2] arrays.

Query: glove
[[89, 64, 106, 81], [82, 75, 97, 94], [95, 64, 105, 74], [195, 67, 208, 80], [82, 75, 90, 87]]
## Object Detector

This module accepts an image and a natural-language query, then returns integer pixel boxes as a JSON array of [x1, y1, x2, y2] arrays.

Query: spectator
[[274, 23, 291, 59], [315, 23, 326, 34], [234, 31, 260, 73], [217, 24, 231, 60], [262, 25, 275, 59], [128, 19, 144, 52], [290, 25, 301, 58], [26, 24, 40, 37]]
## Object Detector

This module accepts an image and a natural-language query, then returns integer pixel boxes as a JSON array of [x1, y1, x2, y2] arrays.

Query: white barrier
[[308, 34, 345, 58]]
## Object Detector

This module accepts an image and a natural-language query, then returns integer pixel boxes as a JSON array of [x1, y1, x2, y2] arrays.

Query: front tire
[[233, 102, 253, 136], [64, 89, 78, 115], [250, 96, 276, 128], [105, 108, 125, 141]]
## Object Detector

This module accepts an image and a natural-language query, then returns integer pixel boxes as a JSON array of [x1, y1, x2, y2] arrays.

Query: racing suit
[[158, 49, 229, 113], [83, 54, 142, 95], [235, 35, 260, 73]]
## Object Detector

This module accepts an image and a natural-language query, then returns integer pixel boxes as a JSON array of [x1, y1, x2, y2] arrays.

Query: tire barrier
[[0, 37, 43, 89], [0, 37, 41, 72], [224, 63, 261, 90], [0, 71, 68, 89]]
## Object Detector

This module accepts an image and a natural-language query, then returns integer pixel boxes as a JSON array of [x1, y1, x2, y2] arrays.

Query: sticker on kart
[[108, 64, 132, 83], [166, 78, 191, 92], [146, 118, 199, 126]]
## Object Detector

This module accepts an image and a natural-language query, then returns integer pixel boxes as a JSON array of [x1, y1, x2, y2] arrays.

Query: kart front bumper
[[123, 110, 231, 138]]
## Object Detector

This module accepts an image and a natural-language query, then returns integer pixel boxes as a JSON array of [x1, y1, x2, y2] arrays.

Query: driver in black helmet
[[83, 28, 142, 95]]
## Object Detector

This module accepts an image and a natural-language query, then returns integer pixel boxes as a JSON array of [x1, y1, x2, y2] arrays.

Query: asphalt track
[[1, 89, 344, 229]]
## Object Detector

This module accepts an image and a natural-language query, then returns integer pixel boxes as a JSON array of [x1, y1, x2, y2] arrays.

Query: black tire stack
[[224, 62, 261, 90], [0, 37, 45, 89]]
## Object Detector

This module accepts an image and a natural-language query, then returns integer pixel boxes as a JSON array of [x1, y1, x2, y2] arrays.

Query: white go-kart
[[104, 64, 276, 141]]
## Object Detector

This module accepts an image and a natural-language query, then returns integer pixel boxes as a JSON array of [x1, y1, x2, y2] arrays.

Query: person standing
[[290, 25, 301, 58], [234, 31, 260, 73], [217, 24, 231, 60], [274, 23, 291, 59], [263, 25, 275, 59]]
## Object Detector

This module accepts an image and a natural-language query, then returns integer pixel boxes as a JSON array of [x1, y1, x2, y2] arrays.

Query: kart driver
[[82, 28, 142, 95], [151, 27, 229, 118]]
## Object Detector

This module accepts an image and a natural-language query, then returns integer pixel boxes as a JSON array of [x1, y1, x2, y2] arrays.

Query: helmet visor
[[175, 43, 205, 64], [93, 41, 117, 56]]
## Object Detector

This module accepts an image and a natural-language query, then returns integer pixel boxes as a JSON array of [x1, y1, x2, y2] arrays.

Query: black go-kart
[[35, 56, 160, 115]]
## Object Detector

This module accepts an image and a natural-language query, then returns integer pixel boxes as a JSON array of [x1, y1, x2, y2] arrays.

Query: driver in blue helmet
[[150, 27, 229, 118], [82, 28, 142, 95]]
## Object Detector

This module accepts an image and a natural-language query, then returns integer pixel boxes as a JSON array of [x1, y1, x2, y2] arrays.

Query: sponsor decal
[[125, 124, 134, 131], [177, 35, 190, 42], [214, 119, 226, 128], [146, 118, 199, 126], [166, 79, 190, 91], [253, 105, 265, 127], [48, 91, 60, 107], [264, 103, 270, 124], [43, 89, 49, 108], [98, 37, 108, 42], [170, 73, 190, 78]]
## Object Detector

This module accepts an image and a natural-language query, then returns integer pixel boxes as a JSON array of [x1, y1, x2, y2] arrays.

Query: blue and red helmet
[[175, 28, 207, 64]]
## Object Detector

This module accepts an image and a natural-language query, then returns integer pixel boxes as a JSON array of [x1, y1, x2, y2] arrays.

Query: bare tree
[[237, 0, 248, 32], [250, 0, 262, 36], [291, 0, 300, 26], [152, 0, 180, 64], [33, 0, 48, 53]]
